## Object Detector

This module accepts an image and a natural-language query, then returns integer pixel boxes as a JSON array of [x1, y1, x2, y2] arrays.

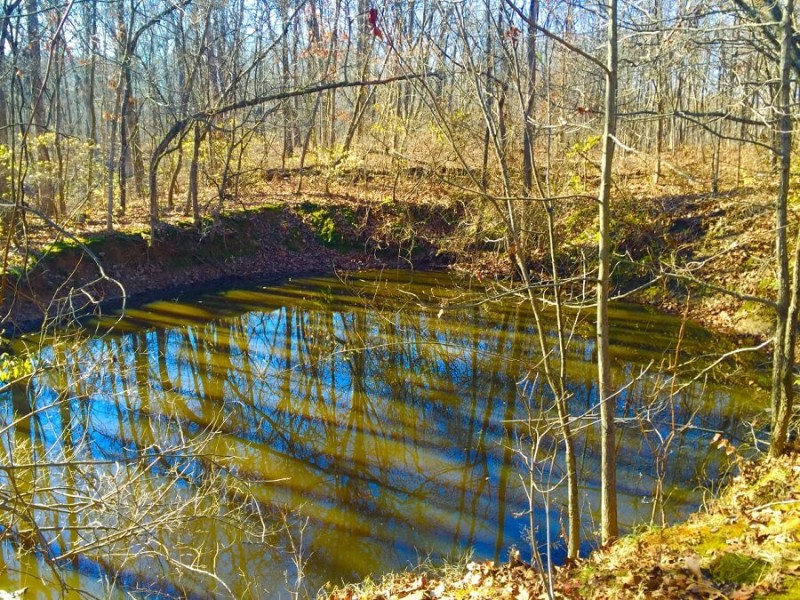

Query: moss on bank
[[0, 197, 456, 331]]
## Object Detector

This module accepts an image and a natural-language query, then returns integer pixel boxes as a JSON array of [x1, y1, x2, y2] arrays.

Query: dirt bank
[[1, 170, 777, 350], [1, 195, 459, 333]]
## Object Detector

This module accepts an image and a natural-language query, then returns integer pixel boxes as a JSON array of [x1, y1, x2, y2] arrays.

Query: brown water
[[0, 271, 766, 598]]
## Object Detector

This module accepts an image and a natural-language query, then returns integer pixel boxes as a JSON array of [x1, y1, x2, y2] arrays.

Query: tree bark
[[106, 79, 122, 231], [597, 0, 618, 544], [187, 122, 202, 226], [769, 0, 796, 457], [25, 0, 56, 217], [521, 0, 538, 194], [83, 0, 98, 207]]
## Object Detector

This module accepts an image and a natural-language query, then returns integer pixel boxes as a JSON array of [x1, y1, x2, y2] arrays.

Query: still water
[[0, 271, 765, 598]]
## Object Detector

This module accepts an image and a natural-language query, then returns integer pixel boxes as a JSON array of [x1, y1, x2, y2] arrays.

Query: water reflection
[[1, 271, 765, 597]]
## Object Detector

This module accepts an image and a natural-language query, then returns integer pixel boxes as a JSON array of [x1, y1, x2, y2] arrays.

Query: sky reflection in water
[[2, 271, 765, 598]]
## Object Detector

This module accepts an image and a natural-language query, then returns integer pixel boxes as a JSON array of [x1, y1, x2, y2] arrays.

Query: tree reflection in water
[[1, 271, 763, 597]]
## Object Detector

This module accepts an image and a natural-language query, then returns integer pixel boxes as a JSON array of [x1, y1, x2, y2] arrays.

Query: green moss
[[748, 467, 791, 506], [228, 204, 282, 220], [315, 211, 339, 245], [756, 274, 778, 294], [770, 576, 800, 598], [694, 521, 747, 556], [41, 236, 91, 255], [296, 201, 356, 248], [708, 553, 769, 586]]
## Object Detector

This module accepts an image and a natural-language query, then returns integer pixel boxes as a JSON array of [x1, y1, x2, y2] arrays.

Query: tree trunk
[[522, 0, 538, 194], [652, 0, 665, 185], [711, 126, 721, 194], [118, 59, 133, 213], [84, 0, 98, 207], [769, 0, 796, 458], [106, 83, 122, 232], [120, 20, 147, 200], [53, 34, 66, 215], [597, 0, 618, 544], [127, 93, 145, 197], [280, 0, 295, 163], [168, 147, 182, 212], [25, 0, 56, 217], [187, 122, 202, 227]]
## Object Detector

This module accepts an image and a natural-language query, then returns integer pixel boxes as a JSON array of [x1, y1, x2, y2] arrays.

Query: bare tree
[[596, 0, 618, 544], [768, 0, 797, 457]]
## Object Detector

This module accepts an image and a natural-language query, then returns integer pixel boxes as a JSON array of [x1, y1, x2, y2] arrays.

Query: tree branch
[[504, 0, 609, 75], [148, 72, 441, 230]]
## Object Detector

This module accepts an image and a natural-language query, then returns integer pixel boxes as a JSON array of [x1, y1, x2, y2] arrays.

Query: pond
[[0, 271, 766, 598]]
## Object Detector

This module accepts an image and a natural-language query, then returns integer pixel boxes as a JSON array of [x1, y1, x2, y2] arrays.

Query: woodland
[[1, 0, 800, 597]]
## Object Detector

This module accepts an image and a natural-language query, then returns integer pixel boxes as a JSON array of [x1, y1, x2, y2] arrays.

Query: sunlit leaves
[[0, 352, 33, 384]]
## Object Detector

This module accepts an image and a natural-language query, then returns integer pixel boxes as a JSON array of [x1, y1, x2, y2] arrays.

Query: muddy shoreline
[[1, 192, 770, 348], [1, 201, 453, 335]]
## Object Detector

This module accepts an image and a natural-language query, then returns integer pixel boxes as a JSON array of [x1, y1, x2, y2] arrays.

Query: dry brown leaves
[[575, 453, 800, 599], [326, 560, 548, 600]]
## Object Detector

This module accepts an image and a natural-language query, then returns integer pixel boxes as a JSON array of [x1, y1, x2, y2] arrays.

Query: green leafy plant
[[567, 134, 601, 158], [0, 352, 33, 383], [316, 212, 338, 244]]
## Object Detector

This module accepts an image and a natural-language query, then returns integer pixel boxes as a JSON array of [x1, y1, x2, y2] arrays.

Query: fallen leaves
[[326, 560, 541, 600]]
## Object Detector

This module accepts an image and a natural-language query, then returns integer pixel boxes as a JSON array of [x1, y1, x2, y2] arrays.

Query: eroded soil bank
[[1, 177, 774, 344], [1, 194, 458, 332]]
